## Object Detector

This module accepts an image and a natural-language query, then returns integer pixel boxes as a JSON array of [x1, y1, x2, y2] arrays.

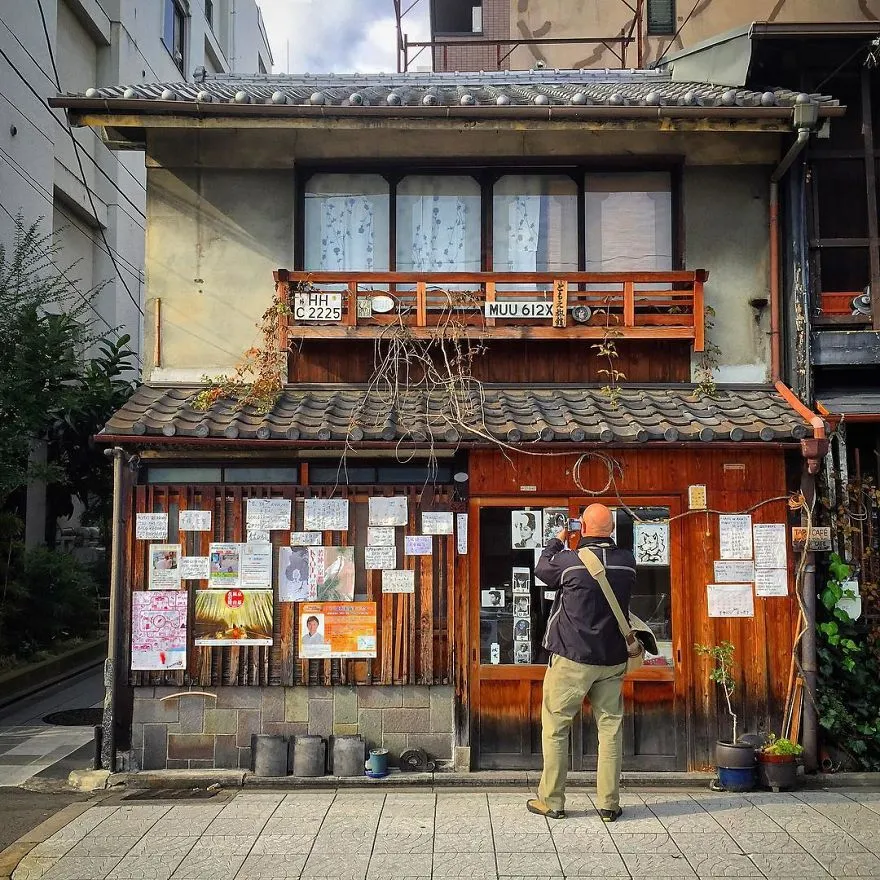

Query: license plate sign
[[484, 301, 552, 320], [294, 293, 343, 322]]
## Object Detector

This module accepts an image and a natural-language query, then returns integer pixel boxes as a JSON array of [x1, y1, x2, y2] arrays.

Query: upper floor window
[[162, 0, 187, 75], [205, 0, 214, 29], [432, 0, 483, 35], [647, 0, 675, 35]]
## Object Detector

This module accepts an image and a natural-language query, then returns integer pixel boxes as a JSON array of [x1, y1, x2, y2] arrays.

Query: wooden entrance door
[[471, 495, 687, 771]]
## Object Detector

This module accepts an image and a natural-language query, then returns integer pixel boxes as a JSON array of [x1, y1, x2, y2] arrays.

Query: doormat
[[42, 709, 102, 726], [123, 788, 221, 801]]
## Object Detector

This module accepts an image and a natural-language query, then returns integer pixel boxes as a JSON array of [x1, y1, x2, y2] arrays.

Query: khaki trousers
[[537, 654, 627, 813]]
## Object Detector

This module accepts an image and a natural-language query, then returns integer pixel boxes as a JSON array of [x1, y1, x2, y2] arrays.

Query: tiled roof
[[100, 384, 810, 445], [67, 70, 836, 110]]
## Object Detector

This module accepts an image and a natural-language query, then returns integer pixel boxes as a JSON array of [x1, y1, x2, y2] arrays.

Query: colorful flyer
[[299, 602, 377, 659], [753, 523, 788, 569], [131, 591, 187, 671], [148, 544, 182, 590], [719, 515, 754, 560], [278, 546, 310, 602], [634, 522, 670, 566], [291, 531, 323, 546], [367, 527, 396, 547], [404, 535, 432, 556], [307, 546, 355, 600], [179, 510, 211, 532], [382, 570, 415, 594], [194, 588, 273, 646], [179, 556, 210, 580], [368, 496, 408, 527], [422, 512, 454, 535], [136, 512, 168, 540], [240, 542, 273, 588], [246, 498, 291, 531], [365, 546, 397, 570], [303, 498, 349, 531], [209, 542, 241, 587]]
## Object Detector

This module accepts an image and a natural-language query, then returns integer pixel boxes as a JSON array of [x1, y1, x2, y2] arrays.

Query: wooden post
[[623, 279, 635, 328], [346, 280, 358, 327], [693, 275, 705, 353], [416, 281, 427, 327], [485, 280, 496, 328]]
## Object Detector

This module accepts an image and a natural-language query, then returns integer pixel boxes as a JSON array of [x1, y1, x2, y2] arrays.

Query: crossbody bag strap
[[577, 547, 637, 647]]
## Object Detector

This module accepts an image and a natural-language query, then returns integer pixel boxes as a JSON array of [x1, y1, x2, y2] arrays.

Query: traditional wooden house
[[54, 68, 840, 774]]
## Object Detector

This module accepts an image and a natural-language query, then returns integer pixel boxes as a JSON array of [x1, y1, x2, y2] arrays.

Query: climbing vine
[[693, 305, 722, 398], [592, 299, 626, 408]]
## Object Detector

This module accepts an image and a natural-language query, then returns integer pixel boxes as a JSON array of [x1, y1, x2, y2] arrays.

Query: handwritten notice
[[367, 527, 396, 547], [707, 583, 755, 618], [148, 544, 182, 590], [456, 514, 468, 555], [180, 556, 210, 580], [241, 543, 273, 588], [755, 568, 788, 597], [303, 498, 349, 532], [290, 531, 322, 546], [365, 546, 397, 570], [382, 570, 415, 594], [246, 498, 291, 531], [714, 560, 755, 583], [753, 523, 787, 570], [719, 515, 753, 560], [422, 512, 454, 535], [246, 529, 270, 544], [368, 496, 408, 527], [209, 542, 241, 587], [179, 510, 212, 532], [405, 535, 432, 556], [131, 591, 187, 671], [136, 512, 168, 540]]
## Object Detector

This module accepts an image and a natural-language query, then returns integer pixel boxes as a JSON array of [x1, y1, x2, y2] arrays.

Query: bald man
[[528, 503, 636, 822]]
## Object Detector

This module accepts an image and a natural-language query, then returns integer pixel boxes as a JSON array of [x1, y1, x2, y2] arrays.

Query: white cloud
[[257, 0, 431, 74]]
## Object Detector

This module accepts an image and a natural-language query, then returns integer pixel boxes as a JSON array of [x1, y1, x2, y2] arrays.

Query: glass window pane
[[309, 466, 377, 484], [304, 174, 390, 271], [146, 467, 222, 483], [396, 176, 481, 272], [222, 468, 299, 483]]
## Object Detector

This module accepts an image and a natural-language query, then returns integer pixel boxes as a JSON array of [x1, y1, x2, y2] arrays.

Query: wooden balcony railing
[[276, 270, 708, 351]]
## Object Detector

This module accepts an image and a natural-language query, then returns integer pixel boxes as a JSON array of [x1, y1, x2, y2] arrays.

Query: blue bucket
[[365, 748, 389, 778], [717, 765, 757, 792]]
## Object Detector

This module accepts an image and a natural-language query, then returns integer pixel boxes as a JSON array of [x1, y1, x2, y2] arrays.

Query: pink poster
[[131, 591, 188, 671]]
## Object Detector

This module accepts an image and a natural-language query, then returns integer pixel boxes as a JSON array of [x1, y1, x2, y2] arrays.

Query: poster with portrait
[[511, 510, 542, 550], [240, 543, 273, 588], [209, 543, 241, 587], [278, 546, 310, 602], [541, 507, 567, 544], [514, 618, 531, 642], [368, 496, 408, 527], [131, 591, 187, 671], [514, 595, 530, 616], [179, 510, 211, 532], [481, 589, 505, 608], [634, 522, 670, 566], [514, 642, 532, 665], [422, 512, 454, 535], [299, 602, 377, 659], [307, 546, 355, 600], [303, 498, 349, 532], [194, 589, 273, 645], [148, 544, 182, 590], [512, 567, 531, 594]]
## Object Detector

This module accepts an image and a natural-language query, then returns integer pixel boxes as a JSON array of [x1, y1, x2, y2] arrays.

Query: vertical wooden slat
[[418, 503, 434, 686], [861, 68, 880, 331], [623, 279, 635, 328], [347, 280, 358, 327], [416, 281, 427, 328], [485, 280, 496, 328], [693, 274, 705, 353]]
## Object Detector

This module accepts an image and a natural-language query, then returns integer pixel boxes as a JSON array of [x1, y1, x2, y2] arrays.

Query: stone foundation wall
[[130, 685, 455, 771]]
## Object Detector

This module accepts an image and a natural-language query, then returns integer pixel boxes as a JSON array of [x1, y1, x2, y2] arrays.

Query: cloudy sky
[[258, 0, 431, 74]]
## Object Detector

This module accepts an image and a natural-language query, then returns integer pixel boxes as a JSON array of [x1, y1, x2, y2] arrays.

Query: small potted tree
[[757, 734, 802, 791], [695, 641, 757, 790]]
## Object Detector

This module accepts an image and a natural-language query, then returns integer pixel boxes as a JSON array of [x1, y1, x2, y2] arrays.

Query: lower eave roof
[[99, 384, 811, 446]]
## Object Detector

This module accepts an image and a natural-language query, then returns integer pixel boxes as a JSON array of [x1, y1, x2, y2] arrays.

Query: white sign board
[[290, 531, 322, 546], [294, 292, 342, 322], [179, 510, 212, 532], [382, 570, 415, 594], [180, 556, 210, 580], [246, 498, 291, 531], [484, 301, 553, 320], [456, 513, 468, 555], [713, 560, 755, 583], [405, 535, 432, 556], [753, 523, 787, 570], [365, 546, 397, 570], [719, 514, 754, 560], [303, 498, 349, 532], [707, 583, 755, 618], [240, 542, 273, 588], [148, 544, 182, 590], [755, 568, 788, 597], [136, 512, 168, 540], [367, 527, 396, 547], [369, 496, 408, 527], [422, 512, 454, 535]]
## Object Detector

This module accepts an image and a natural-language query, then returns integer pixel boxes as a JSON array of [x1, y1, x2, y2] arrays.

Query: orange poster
[[299, 602, 377, 659]]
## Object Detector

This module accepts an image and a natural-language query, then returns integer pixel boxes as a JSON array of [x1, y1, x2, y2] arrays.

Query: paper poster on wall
[[136, 512, 168, 540], [511, 510, 543, 550], [368, 496, 408, 527], [634, 522, 669, 566], [365, 546, 397, 570], [148, 544, 182, 590], [246, 498, 291, 531], [422, 512, 454, 535], [299, 602, 377, 658], [180, 556, 210, 581], [541, 508, 567, 544], [131, 591, 187, 671], [246, 529, 270, 544], [512, 567, 531, 594], [753, 523, 788, 569], [307, 546, 355, 600], [719, 515, 754, 560], [534, 548, 546, 587], [278, 546, 310, 602], [481, 589, 505, 608], [194, 589, 273, 646], [707, 583, 755, 618], [382, 570, 415, 594], [209, 543, 241, 587], [514, 642, 532, 664], [240, 543, 273, 588], [456, 514, 468, 555], [179, 510, 211, 532], [754, 569, 788, 597], [367, 527, 396, 547], [713, 560, 755, 583], [514, 618, 531, 641], [303, 498, 349, 532], [405, 535, 432, 556], [514, 596, 530, 616], [290, 531, 322, 546]]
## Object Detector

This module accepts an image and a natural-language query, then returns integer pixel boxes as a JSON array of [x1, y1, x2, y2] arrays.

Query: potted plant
[[757, 734, 802, 791], [695, 641, 757, 791]]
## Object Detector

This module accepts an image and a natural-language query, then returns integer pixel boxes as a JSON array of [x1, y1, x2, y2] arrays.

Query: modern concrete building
[[0, 0, 273, 362]]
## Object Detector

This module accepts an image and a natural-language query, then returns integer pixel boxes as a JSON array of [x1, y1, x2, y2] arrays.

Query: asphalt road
[[0, 787, 93, 853]]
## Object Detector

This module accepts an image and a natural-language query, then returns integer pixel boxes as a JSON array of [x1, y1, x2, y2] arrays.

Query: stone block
[[285, 688, 309, 723], [430, 688, 454, 733], [142, 723, 168, 771], [357, 687, 403, 709], [166, 759, 187, 769], [237, 709, 261, 748], [260, 688, 285, 724], [380, 733, 407, 761], [154, 686, 192, 698], [333, 723, 359, 735], [358, 708, 382, 749], [382, 708, 429, 734], [217, 687, 263, 709], [133, 687, 154, 700], [204, 708, 238, 735], [308, 698, 333, 737], [168, 734, 214, 761], [130, 723, 144, 752], [405, 733, 452, 760], [333, 686, 358, 724], [215, 734, 239, 769], [402, 686, 431, 708], [177, 696, 206, 733], [309, 686, 334, 701], [238, 747, 252, 769], [263, 722, 309, 738], [132, 698, 178, 725], [454, 746, 472, 773], [188, 759, 214, 770]]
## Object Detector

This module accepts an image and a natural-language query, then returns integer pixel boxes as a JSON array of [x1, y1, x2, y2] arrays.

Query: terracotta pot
[[715, 741, 757, 769], [757, 752, 799, 791]]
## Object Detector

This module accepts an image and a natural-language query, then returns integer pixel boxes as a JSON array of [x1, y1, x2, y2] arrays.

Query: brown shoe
[[526, 798, 566, 819]]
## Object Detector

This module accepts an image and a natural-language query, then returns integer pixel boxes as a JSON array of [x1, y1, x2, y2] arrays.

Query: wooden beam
[[288, 325, 696, 340], [861, 68, 880, 331]]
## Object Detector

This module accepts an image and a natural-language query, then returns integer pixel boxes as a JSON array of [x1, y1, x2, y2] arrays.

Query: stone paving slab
[[10, 788, 880, 879]]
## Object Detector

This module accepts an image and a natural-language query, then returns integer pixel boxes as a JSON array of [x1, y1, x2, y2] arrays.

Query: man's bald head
[[581, 503, 614, 537]]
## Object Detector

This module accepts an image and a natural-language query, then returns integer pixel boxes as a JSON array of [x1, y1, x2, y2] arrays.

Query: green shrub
[[761, 734, 803, 757]]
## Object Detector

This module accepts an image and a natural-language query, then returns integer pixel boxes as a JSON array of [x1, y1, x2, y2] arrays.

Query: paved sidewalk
[[11, 787, 880, 879]]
